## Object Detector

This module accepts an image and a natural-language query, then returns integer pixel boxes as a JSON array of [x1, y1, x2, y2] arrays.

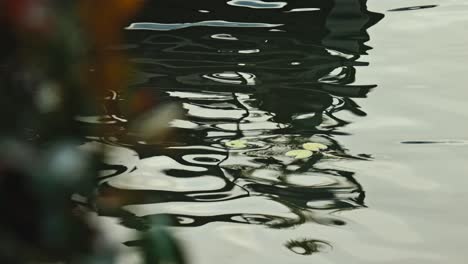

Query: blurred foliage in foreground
[[0, 1, 185, 263]]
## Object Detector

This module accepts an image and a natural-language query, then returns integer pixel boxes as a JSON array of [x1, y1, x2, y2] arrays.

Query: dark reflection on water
[[285, 239, 332, 255], [79, 0, 384, 255], [388, 5, 438, 12]]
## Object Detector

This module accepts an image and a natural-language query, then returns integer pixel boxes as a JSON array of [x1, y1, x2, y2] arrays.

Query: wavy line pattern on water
[[388, 5, 438, 12], [227, 0, 287, 9], [285, 8, 321, 13], [77, 0, 385, 260], [126, 21, 283, 31], [401, 140, 468, 145]]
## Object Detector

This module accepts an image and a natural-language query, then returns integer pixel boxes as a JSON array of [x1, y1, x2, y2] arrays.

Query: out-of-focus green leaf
[[140, 218, 187, 264]]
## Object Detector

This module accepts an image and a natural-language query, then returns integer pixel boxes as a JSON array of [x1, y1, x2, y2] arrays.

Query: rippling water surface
[[78, 0, 468, 263]]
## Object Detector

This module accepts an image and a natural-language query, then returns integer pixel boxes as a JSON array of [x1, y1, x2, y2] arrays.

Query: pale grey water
[[83, 0, 468, 263]]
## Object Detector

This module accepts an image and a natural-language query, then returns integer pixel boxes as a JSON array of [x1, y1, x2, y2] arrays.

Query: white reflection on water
[[126, 21, 283, 31], [227, 0, 287, 9]]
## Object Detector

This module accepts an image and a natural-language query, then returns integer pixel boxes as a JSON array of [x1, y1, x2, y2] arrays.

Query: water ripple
[[82, 0, 386, 258], [126, 21, 283, 31], [285, 239, 332, 255], [388, 5, 438, 12], [202, 71, 256, 85], [285, 8, 321, 13], [211, 33, 239, 41], [227, 0, 287, 9]]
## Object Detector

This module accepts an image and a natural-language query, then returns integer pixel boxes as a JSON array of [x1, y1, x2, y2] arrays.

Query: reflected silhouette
[[77, 0, 384, 255]]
